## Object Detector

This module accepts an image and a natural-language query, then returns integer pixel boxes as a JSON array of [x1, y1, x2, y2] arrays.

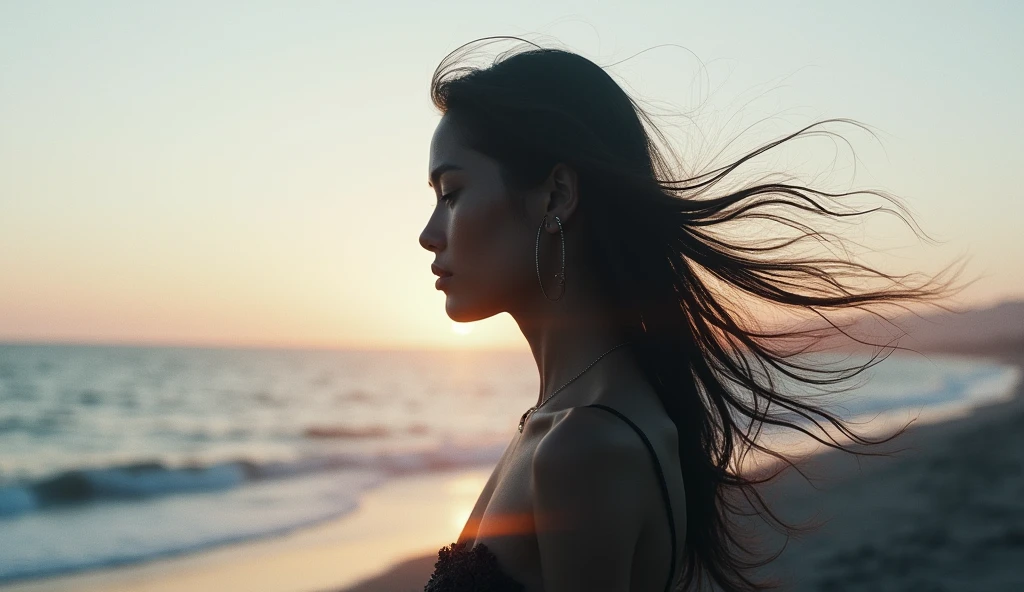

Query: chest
[[456, 429, 546, 587]]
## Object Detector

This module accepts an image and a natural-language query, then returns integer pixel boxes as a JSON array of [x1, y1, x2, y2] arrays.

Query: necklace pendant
[[515, 341, 632, 435], [518, 407, 536, 433]]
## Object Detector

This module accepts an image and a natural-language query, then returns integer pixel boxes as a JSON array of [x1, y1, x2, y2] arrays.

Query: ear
[[543, 163, 579, 232]]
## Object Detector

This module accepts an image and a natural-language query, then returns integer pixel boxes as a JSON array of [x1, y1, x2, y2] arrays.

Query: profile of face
[[419, 114, 549, 323]]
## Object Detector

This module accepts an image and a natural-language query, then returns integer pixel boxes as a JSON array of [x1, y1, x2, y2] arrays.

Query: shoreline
[[1, 347, 1020, 592], [0, 468, 492, 592]]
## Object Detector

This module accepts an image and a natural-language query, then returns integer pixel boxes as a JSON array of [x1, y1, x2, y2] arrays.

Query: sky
[[1, 1, 1021, 350]]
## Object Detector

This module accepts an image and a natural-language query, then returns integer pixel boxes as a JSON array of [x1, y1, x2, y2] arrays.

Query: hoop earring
[[535, 215, 565, 301]]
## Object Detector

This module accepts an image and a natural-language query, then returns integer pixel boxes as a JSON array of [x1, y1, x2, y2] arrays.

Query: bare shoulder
[[528, 407, 659, 590], [533, 405, 651, 472], [531, 406, 656, 523], [531, 400, 686, 534]]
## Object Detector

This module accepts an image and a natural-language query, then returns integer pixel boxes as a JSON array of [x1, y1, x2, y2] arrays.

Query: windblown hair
[[429, 37, 964, 591]]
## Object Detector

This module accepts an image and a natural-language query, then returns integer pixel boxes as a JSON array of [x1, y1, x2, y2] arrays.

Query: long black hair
[[428, 36, 964, 591]]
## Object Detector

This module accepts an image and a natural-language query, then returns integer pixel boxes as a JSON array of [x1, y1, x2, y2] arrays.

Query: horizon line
[[0, 337, 529, 353]]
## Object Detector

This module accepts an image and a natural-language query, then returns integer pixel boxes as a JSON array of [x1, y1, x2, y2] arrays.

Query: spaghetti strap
[[582, 404, 677, 592]]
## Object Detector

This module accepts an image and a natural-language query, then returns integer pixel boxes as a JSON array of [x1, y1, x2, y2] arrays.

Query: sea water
[[0, 343, 1018, 582]]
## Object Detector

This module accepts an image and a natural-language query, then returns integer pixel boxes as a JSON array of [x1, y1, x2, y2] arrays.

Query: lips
[[432, 264, 453, 291]]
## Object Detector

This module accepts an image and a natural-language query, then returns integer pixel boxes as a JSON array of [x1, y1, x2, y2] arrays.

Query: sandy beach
[[2, 345, 1020, 592], [747, 345, 1024, 590]]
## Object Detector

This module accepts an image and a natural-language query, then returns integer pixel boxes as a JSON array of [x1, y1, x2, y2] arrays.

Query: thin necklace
[[518, 341, 633, 433]]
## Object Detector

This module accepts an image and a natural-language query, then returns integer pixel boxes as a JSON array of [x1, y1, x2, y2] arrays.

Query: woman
[[417, 37, 960, 592]]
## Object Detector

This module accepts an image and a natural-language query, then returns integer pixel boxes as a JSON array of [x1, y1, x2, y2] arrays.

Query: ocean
[[0, 343, 1018, 583]]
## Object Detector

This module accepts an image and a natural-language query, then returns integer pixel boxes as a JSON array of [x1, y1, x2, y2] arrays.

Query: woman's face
[[419, 114, 537, 322]]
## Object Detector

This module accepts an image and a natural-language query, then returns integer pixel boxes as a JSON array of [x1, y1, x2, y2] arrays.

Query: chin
[[445, 298, 499, 324]]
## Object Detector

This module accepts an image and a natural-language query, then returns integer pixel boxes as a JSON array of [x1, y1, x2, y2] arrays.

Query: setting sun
[[447, 473, 489, 531], [451, 322, 473, 336]]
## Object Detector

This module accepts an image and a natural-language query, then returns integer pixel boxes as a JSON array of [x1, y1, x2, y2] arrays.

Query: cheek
[[449, 201, 527, 283]]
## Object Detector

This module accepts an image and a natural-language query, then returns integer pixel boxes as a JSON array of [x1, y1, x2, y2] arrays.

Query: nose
[[419, 223, 445, 253]]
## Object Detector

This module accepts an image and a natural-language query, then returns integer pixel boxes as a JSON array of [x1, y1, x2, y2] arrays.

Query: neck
[[508, 274, 634, 409]]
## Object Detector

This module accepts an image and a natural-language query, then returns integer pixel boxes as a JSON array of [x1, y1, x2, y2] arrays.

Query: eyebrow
[[428, 163, 463, 187]]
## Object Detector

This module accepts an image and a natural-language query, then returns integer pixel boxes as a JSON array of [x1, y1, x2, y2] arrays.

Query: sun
[[447, 473, 489, 531], [451, 322, 473, 336]]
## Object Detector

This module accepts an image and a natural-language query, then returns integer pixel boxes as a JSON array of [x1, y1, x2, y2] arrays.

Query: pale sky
[[1, 1, 1021, 350]]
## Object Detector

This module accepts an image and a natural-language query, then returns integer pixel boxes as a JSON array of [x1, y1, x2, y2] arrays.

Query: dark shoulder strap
[[582, 404, 677, 592]]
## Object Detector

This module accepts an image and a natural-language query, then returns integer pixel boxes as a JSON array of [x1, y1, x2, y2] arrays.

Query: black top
[[424, 404, 679, 592]]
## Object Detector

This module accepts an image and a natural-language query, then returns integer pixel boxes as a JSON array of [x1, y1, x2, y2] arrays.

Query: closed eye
[[439, 190, 460, 205]]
